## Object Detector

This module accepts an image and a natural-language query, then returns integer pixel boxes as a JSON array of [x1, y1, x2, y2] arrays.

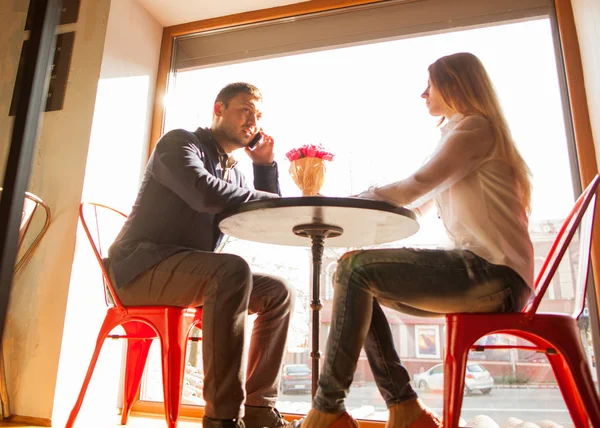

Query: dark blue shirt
[[107, 127, 280, 288]]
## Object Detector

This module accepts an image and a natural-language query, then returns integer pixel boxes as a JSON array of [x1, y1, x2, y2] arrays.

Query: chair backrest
[[525, 174, 600, 317], [0, 188, 52, 273], [79, 202, 128, 309]]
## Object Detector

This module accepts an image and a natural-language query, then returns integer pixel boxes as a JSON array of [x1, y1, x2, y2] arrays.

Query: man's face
[[214, 92, 263, 148]]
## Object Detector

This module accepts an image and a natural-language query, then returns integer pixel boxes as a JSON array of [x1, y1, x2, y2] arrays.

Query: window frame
[[136, 0, 600, 420]]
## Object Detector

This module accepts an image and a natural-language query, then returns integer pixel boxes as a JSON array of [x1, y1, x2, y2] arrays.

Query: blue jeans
[[313, 248, 531, 413]]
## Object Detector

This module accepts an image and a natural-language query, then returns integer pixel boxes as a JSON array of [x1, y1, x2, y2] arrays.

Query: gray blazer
[[107, 127, 280, 289]]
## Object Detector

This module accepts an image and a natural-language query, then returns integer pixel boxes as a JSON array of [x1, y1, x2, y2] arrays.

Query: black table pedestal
[[292, 224, 343, 398]]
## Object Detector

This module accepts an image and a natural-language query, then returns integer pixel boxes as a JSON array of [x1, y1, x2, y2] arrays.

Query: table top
[[217, 196, 419, 247]]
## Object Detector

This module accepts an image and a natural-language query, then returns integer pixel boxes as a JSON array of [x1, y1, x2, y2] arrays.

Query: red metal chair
[[443, 174, 600, 428], [66, 202, 203, 428]]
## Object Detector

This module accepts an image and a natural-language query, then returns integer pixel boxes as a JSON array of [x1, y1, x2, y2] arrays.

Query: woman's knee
[[338, 249, 362, 265], [336, 250, 363, 274], [334, 250, 368, 290]]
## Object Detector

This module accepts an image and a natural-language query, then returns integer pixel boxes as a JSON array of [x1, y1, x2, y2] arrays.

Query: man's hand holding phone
[[248, 132, 262, 149], [245, 129, 275, 165]]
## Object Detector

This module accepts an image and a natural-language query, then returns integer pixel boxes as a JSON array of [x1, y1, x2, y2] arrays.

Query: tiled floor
[[0, 415, 203, 427]]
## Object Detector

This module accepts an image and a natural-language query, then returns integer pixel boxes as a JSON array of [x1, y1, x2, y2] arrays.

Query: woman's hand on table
[[350, 187, 412, 209], [352, 187, 388, 202]]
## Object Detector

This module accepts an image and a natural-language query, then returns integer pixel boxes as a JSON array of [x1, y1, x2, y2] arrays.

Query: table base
[[293, 224, 343, 398]]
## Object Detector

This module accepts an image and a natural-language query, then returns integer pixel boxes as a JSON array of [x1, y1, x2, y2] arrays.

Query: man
[[107, 82, 294, 428]]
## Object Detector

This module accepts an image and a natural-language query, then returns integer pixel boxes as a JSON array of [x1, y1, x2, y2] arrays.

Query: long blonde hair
[[428, 52, 532, 213]]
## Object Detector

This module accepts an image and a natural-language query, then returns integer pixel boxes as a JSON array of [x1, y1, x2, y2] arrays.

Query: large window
[[137, 1, 597, 426]]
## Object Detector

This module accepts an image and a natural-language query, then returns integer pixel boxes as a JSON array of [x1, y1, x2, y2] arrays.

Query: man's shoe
[[243, 405, 287, 428], [203, 416, 245, 428]]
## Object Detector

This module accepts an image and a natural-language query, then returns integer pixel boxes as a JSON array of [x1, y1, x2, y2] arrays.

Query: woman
[[302, 52, 534, 428]]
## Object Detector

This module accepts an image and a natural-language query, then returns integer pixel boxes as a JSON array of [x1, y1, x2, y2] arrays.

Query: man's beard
[[223, 124, 248, 148]]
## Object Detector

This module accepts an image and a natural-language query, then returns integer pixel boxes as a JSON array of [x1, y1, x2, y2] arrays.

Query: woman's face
[[421, 77, 456, 119]]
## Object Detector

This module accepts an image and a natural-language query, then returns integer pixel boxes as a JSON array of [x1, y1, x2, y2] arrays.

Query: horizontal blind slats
[[174, 0, 552, 71]]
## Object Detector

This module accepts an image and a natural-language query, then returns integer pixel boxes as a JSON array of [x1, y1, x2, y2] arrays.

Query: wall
[[52, 0, 162, 425], [0, 0, 112, 421], [571, 1, 600, 165]]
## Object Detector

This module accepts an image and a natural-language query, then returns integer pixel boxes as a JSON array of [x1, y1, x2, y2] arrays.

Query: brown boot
[[243, 406, 288, 428], [290, 412, 358, 428], [405, 408, 442, 428], [203, 416, 245, 428]]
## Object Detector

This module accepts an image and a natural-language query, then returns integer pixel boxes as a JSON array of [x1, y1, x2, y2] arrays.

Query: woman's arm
[[360, 115, 494, 207], [412, 198, 435, 216]]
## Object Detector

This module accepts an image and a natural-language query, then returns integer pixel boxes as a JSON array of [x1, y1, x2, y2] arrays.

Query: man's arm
[[253, 162, 281, 195], [150, 130, 278, 214], [245, 131, 281, 195]]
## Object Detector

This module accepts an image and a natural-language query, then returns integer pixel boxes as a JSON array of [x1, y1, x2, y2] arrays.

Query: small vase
[[289, 157, 326, 196]]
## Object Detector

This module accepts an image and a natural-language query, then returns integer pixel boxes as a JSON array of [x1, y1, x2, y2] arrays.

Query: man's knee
[[220, 254, 253, 291], [271, 275, 296, 310]]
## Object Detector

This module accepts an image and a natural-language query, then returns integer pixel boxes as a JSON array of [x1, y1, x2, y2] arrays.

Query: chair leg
[[65, 314, 121, 428], [547, 353, 589, 428], [153, 309, 196, 428], [444, 318, 475, 428], [120, 322, 155, 425], [541, 321, 600, 428], [566, 360, 600, 426]]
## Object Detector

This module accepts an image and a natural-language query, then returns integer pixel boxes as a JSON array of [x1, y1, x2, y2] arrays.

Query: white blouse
[[358, 114, 534, 289]]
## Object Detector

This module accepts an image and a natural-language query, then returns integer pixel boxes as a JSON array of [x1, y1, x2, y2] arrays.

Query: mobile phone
[[248, 132, 262, 149]]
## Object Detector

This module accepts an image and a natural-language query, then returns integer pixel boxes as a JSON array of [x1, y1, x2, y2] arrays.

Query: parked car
[[413, 363, 494, 395], [280, 364, 311, 394]]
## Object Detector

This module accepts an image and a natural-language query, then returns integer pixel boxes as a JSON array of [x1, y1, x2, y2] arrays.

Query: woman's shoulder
[[455, 114, 492, 131], [453, 115, 494, 143]]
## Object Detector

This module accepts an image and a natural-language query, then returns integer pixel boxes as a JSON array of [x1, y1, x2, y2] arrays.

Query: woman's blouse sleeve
[[362, 115, 494, 207]]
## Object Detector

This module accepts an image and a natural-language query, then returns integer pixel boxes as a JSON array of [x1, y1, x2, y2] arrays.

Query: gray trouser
[[114, 250, 295, 419], [313, 247, 531, 414]]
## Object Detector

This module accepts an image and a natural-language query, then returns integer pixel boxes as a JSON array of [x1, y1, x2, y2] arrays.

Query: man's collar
[[196, 127, 224, 153], [196, 127, 238, 172]]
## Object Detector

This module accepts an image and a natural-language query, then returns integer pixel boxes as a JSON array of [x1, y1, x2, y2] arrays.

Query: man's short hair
[[215, 82, 262, 107]]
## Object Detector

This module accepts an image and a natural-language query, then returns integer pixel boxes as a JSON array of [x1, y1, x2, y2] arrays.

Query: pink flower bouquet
[[285, 144, 335, 196]]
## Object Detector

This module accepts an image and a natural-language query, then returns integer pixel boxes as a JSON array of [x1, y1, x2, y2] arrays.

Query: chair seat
[[447, 311, 583, 345]]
